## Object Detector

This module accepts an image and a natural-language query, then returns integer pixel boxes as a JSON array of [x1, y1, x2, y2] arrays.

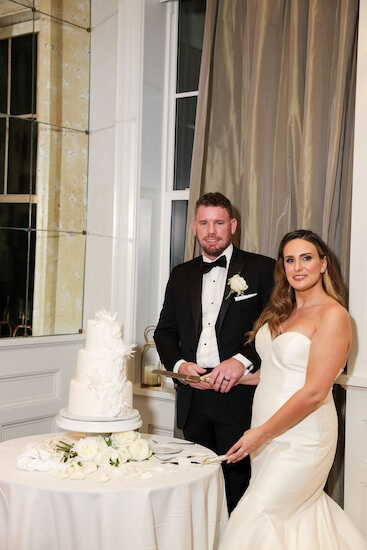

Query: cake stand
[[56, 408, 143, 434]]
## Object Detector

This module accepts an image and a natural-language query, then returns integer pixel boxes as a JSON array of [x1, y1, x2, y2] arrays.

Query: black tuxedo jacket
[[154, 246, 275, 428]]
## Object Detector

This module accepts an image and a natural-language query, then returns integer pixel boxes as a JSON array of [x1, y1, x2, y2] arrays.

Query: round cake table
[[0, 433, 228, 550]]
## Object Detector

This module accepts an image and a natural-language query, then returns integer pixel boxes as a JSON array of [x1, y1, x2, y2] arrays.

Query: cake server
[[151, 370, 211, 382], [202, 454, 230, 464]]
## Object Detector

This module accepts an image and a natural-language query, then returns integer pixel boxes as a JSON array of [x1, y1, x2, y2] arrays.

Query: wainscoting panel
[[343, 384, 367, 536], [0, 371, 59, 407], [0, 335, 82, 443], [1, 416, 57, 442]]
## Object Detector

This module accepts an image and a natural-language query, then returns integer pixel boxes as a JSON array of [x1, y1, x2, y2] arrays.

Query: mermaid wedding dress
[[219, 324, 367, 549]]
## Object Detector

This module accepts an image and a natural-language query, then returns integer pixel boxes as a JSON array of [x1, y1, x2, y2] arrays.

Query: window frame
[[161, 0, 205, 279], [0, 19, 38, 206]]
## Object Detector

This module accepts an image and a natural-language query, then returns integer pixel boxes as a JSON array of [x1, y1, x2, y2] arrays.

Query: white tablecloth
[[0, 433, 228, 550]]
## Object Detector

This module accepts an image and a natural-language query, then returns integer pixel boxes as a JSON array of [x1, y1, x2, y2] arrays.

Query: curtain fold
[[185, 0, 358, 286]]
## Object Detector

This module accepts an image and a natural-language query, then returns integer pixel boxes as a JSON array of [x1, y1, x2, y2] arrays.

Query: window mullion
[[3, 37, 11, 195]]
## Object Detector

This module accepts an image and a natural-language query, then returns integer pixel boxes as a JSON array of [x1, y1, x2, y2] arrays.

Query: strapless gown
[[219, 324, 367, 549]]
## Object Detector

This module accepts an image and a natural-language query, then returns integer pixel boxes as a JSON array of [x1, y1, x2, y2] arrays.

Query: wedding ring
[[243, 451, 249, 456], [224, 377, 230, 381]]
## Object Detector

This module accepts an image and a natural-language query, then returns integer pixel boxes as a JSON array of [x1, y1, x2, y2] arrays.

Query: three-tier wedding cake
[[57, 309, 142, 432]]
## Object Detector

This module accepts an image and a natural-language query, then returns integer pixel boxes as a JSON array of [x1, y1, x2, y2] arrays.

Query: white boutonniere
[[225, 273, 249, 300]]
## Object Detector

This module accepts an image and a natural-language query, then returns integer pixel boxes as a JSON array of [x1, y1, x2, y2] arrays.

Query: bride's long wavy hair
[[247, 230, 347, 342]]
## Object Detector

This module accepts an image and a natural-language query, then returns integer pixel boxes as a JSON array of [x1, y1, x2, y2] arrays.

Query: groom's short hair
[[195, 192, 233, 218]]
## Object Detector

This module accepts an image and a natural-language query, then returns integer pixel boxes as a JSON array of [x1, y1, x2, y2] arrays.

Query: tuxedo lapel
[[216, 248, 247, 332], [189, 259, 203, 337]]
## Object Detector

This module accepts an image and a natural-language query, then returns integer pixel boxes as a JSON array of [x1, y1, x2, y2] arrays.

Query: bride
[[219, 230, 367, 549]]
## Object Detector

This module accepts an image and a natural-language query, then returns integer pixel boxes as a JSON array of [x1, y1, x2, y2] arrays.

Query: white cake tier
[[75, 349, 127, 383], [68, 378, 133, 418], [85, 317, 122, 352], [64, 310, 137, 423], [56, 408, 142, 433]]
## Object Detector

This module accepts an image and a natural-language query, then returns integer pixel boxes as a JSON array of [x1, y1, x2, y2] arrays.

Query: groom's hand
[[178, 362, 211, 390], [209, 358, 245, 393]]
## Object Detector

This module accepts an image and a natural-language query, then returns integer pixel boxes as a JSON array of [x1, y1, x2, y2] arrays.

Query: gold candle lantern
[[140, 325, 163, 388]]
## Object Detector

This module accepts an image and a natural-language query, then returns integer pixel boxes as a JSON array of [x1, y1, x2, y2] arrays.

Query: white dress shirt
[[196, 246, 232, 368], [174, 244, 252, 374]]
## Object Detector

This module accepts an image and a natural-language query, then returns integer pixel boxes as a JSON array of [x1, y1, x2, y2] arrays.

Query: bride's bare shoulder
[[318, 300, 351, 328]]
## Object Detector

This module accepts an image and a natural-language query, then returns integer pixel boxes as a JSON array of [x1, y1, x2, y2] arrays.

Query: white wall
[[85, 0, 144, 346], [86, 0, 175, 432], [339, 0, 367, 535]]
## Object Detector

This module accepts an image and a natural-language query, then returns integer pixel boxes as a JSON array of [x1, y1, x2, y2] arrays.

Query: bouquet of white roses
[[43, 430, 152, 474]]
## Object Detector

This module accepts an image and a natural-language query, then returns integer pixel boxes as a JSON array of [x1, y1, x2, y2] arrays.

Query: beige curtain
[[185, 0, 358, 286]]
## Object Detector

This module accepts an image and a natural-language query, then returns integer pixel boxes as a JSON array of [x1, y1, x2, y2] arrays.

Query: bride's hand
[[226, 427, 267, 463]]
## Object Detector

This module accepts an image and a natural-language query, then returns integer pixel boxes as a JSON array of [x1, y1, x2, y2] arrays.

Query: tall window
[[169, 0, 206, 270], [0, 33, 38, 336]]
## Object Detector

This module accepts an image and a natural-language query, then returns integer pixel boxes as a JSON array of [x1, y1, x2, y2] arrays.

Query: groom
[[154, 192, 275, 512]]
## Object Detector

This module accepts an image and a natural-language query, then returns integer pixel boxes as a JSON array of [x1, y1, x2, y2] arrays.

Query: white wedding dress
[[219, 324, 367, 550]]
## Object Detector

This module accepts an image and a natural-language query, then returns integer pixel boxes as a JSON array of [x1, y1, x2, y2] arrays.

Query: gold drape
[[185, 0, 358, 286]]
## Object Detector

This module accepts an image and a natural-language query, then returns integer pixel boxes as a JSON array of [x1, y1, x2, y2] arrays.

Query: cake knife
[[151, 370, 211, 382]]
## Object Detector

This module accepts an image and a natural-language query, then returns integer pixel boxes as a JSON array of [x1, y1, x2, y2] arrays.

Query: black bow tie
[[201, 255, 227, 274]]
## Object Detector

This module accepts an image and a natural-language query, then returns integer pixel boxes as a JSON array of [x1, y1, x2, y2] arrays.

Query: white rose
[[117, 449, 130, 464], [73, 437, 100, 462], [129, 438, 152, 461], [96, 449, 115, 466], [111, 431, 138, 448], [96, 436, 110, 453], [97, 448, 130, 466], [107, 448, 123, 466], [229, 274, 248, 294]]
